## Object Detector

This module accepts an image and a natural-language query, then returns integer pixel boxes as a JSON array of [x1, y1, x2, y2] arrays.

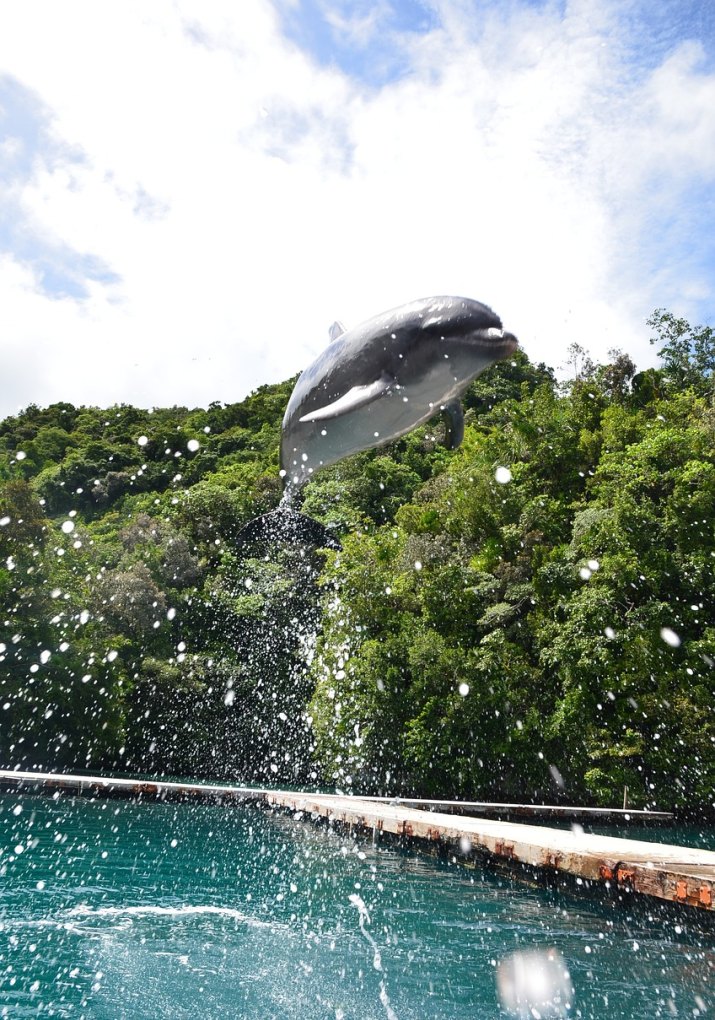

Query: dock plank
[[265, 791, 715, 912]]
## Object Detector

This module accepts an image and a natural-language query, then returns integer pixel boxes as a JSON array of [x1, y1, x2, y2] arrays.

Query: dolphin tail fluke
[[236, 507, 341, 550]]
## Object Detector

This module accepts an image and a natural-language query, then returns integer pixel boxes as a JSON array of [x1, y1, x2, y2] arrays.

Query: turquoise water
[[0, 793, 712, 1018]]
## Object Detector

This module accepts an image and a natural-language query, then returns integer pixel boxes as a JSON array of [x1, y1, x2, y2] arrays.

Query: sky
[[0, 0, 713, 418]]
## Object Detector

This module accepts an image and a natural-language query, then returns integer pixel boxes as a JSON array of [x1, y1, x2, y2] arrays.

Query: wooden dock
[[1, 769, 712, 912], [267, 790, 715, 912]]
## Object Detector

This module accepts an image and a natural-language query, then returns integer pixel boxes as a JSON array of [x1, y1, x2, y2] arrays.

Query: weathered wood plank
[[265, 791, 715, 912], [0, 768, 257, 802]]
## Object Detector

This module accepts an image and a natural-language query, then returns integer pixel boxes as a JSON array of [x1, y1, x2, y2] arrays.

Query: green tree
[[648, 308, 715, 393]]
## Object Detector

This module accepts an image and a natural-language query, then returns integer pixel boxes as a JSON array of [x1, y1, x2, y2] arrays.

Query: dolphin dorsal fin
[[328, 321, 346, 342], [299, 373, 393, 423]]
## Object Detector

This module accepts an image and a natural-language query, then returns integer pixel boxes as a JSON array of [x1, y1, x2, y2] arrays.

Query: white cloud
[[0, 0, 712, 419], [321, 0, 392, 48]]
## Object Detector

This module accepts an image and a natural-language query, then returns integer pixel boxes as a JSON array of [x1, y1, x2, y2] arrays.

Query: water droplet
[[458, 683, 470, 697], [137, 436, 148, 447], [495, 466, 512, 484], [187, 439, 200, 452], [497, 949, 574, 1018], [660, 627, 681, 647], [15, 450, 26, 461], [61, 520, 75, 534]]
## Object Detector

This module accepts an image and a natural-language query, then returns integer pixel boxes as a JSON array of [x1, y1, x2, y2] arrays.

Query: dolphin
[[238, 296, 518, 547]]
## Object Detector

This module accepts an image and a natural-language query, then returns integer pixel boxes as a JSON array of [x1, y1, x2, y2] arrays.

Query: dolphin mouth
[[474, 328, 518, 355], [420, 310, 518, 356]]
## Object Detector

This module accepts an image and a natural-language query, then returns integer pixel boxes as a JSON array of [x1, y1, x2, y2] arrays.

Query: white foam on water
[[66, 903, 272, 927]]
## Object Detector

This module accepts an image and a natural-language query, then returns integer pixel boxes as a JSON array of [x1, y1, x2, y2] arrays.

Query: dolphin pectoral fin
[[442, 400, 465, 449], [328, 320, 346, 342], [299, 374, 394, 423]]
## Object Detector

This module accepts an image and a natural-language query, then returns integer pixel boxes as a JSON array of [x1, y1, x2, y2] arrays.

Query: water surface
[[0, 793, 712, 1018]]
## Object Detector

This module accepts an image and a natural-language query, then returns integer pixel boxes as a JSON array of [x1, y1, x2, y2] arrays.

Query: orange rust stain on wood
[[134, 783, 160, 796], [672, 880, 714, 909], [494, 840, 516, 859]]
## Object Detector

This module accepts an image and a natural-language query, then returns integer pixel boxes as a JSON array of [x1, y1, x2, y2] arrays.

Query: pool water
[[0, 793, 712, 1018]]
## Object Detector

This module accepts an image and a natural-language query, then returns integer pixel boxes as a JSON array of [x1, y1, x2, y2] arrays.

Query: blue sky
[[0, 0, 713, 416], [0, 75, 119, 300], [279, 0, 715, 82], [278, 0, 438, 85]]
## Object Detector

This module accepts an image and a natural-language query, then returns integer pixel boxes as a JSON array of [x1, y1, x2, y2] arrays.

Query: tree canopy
[[0, 315, 713, 812]]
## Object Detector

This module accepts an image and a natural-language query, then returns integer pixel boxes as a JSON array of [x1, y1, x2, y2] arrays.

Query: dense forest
[[1, 310, 713, 812]]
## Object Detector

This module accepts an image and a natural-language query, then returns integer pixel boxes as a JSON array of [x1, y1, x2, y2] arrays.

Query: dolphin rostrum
[[239, 296, 518, 547]]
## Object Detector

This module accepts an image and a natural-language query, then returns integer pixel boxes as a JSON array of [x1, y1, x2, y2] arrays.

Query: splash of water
[[348, 893, 398, 1020]]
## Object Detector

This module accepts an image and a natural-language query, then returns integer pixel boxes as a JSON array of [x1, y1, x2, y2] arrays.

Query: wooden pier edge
[[1, 769, 713, 912], [263, 791, 715, 913]]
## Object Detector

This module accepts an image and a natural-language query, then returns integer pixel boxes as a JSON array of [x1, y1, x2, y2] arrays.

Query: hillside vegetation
[[1, 310, 713, 811]]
